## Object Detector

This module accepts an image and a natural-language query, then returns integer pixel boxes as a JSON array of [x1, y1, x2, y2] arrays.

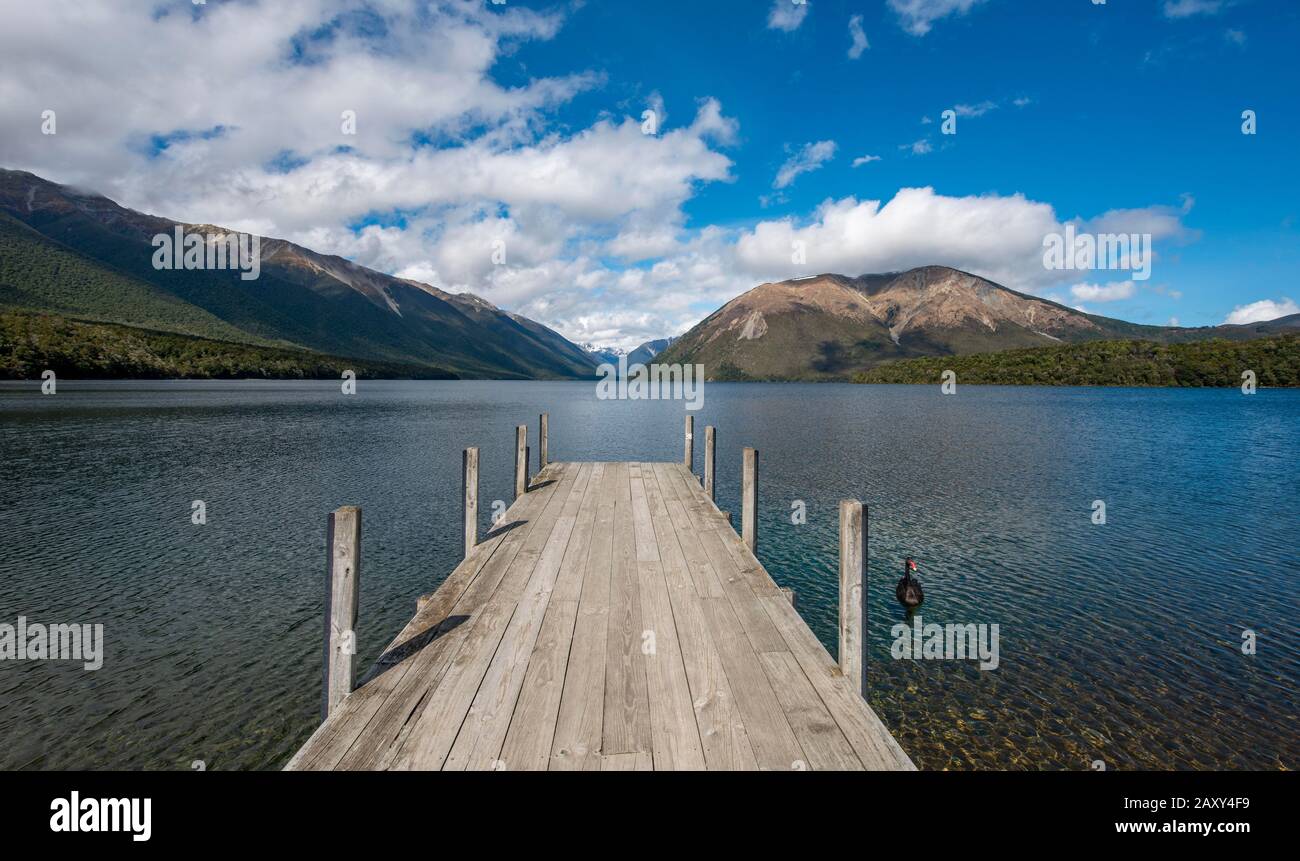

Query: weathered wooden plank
[[698, 597, 806, 771], [646, 462, 757, 770], [759, 650, 862, 771], [515, 425, 527, 499], [387, 464, 587, 770], [334, 464, 577, 771], [602, 463, 652, 756], [550, 464, 617, 771], [286, 464, 564, 770], [742, 447, 757, 552], [839, 499, 866, 696], [630, 465, 706, 770], [323, 506, 361, 720], [290, 457, 914, 773], [497, 595, 579, 770], [443, 464, 594, 770], [759, 593, 916, 770], [462, 447, 478, 558], [539, 412, 548, 467]]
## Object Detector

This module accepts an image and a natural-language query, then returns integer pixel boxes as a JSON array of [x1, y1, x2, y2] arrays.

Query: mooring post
[[704, 425, 716, 499], [780, 587, 797, 610], [839, 499, 866, 697], [323, 505, 361, 721], [462, 447, 478, 558], [742, 447, 758, 553], [684, 414, 694, 470], [539, 413, 548, 468], [721, 511, 732, 528], [515, 425, 527, 499]]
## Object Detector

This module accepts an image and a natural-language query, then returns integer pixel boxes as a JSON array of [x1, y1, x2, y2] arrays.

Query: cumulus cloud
[[731, 187, 1195, 294], [1224, 298, 1299, 325], [1070, 282, 1137, 303], [888, 0, 988, 36], [767, 0, 810, 32], [848, 14, 870, 58], [773, 140, 837, 189]]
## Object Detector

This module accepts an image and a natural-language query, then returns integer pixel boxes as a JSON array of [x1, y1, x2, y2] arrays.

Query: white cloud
[[767, 0, 810, 33], [1163, 0, 1225, 18], [1167, 317, 1181, 326], [847, 14, 870, 59], [1224, 298, 1299, 325], [1070, 282, 1137, 303], [902, 138, 934, 155], [888, 0, 988, 36], [852, 154, 882, 167], [1225, 28, 1247, 47], [954, 101, 998, 118], [731, 187, 1195, 294], [773, 140, 837, 189]]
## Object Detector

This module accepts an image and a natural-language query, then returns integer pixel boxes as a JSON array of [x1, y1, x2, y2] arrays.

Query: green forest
[[853, 334, 1300, 387], [0, 311, 455, 380]]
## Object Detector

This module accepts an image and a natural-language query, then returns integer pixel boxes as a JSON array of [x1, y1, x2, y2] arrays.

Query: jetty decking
[[287, 435, 914, 770]]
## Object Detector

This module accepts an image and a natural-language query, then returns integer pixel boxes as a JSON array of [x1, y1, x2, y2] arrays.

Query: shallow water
[[1, 380, 1296, 770]]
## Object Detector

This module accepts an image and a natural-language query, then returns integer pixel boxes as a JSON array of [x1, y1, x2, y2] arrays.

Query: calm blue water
[[1, 380, 1296, 769]]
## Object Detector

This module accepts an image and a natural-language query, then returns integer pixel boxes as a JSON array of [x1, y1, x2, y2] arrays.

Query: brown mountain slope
[[657, 266, 1296, 380]]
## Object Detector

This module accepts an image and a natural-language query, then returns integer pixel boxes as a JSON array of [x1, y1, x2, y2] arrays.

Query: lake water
[[1, 380, 1296, 770]]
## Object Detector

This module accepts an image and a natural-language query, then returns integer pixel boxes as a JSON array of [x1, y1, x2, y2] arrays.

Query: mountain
[[0, 169, 597, 379], [657, 266, 1299, 380], [582, 337, 676, 367], [581, 342, 626, 365], [628, 337, 675, 366]]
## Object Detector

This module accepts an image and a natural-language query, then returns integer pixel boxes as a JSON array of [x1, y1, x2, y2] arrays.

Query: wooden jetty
[[287, 415, 915, 771]]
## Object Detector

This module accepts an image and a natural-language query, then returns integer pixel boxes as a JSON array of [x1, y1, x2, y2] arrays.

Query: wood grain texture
[[286, 459, 913, 771]]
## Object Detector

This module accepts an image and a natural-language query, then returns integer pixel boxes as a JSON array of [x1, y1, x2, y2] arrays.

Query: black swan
[[895, 557, 924, 608]]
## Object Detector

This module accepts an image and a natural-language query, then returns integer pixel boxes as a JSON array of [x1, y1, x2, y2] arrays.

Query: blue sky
[[2, 0, 1297, 345]]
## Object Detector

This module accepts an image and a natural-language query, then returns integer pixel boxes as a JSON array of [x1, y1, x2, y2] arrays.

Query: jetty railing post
[[742, 447, 758, 552], [684, 415, 694, 471], [704, 426, 716, 499], [462, 447, 478, 558], [838, 499, 866, 697], [515, 425, 527, 499], [540, 412, 548, 468], [323, 505, 361, 721]]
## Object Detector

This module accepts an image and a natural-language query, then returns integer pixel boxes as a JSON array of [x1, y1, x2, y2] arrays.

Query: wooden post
[[839, 499, 866, 697], [742, 447, 757, 553], [539, 413, 548, 468], [462, 447, 478, 558], [720, 511, 732, 528], [780, 587, 797, 610], [515, 425, 527, 499], [704, 426, 716, 499], [684, 415, 694, 470], [323, 506, 361, 721]]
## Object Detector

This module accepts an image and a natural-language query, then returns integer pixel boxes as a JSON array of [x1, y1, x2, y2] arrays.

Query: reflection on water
[[1, 380, 1296, 770]]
